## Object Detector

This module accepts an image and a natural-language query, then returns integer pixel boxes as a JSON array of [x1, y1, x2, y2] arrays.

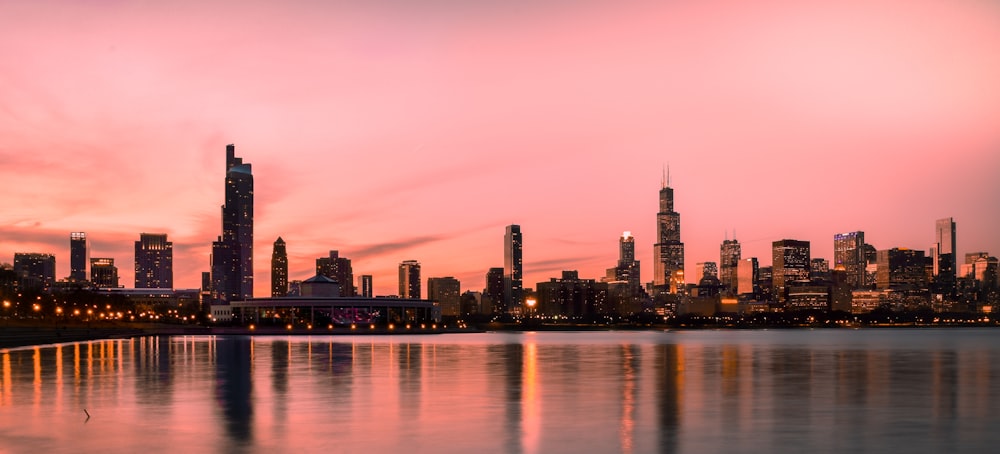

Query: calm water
[[1, 329, 999, 453]]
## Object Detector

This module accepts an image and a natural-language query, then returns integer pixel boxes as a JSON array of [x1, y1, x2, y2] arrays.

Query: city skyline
[[2, 1, 1000, 296]]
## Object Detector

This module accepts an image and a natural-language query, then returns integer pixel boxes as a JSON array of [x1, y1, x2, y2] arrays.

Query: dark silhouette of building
[[69, 232, 87, 282], [536, 271, 609, 317], [877, 248, 927, 290], [13, 253, 56, 291], [653, 169, 684, 293], [90, 257, 119, 288], [271, 237, 288, 297], [317, 250, 354, 296], [933, 217, 957, 294], [772, 239, 811, 302], [720, 238, 741, 294], [427, 276, 461, 316], [613, 231, 641, 291], [834, 231, 865, 288], [399, 260, 421, 299], [211, 144, 254, 304], [485, 267, 505, 315], [135, 233, 173, 289], [504, 224, 523, 313], [359, 275, 373, 298]]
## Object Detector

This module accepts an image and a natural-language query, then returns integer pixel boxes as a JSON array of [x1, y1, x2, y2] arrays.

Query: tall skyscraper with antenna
[[211, 144, 254, 304], [653, 168, 685, 293]]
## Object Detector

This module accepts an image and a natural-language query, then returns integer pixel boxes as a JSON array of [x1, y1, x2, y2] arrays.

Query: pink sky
[[2, 0, 999, 296]]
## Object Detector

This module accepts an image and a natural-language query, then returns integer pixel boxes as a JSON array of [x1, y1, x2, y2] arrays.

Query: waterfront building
[[736, 258, 758, 296], [317, 250, 354, 296], [211, 144, 254, 304], [427, 276, 461, 317], [834, 231, 865, 288], [653, 170, 684, 293], [719, 238, 741, 294], [69, 232, 88, 282], [13, 253, 56, 291], [932, 217, 957, 293], [876, 248, 927, 290], [271, 237, 288, 297], [504, 225, 523, 313], [90, 257, 119, 289], [135, 233, 173, 289], [485, 267, 505, 315], [772, 239, 811, 302], [399, 260, 421, 299], [535, 271, 609, 317], [359, 275, 373, 298], [460, 290, 483, 315]]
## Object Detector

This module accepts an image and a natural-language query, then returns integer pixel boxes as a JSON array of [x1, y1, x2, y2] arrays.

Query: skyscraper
[[271, 237, 288, 297], [736, 257, 759, 296], [211, 144, 254, 304], [70, 232, 88, 282], [317, 250, 354, 296], [399, 260, 421, 299], [13, 253, 56, 290], [485, 267, 505, 315], [135, 233, 173, 289], [933, 217, 957, 293], [877, 248, 927, 290], [720, 238, 741, 293], [653, 171, 684, 293], [834, 231, 865, 288], [772, 239, 811, 302], [615, 231, 641, 291], [359, 275, 373, 298], [90, 257, 119, 289], [504, 225, 523, 313], [428, 276, 461, 317]]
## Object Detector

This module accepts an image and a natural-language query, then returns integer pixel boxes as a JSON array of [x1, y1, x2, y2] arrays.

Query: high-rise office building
[[70, 232, 88, 282], [399, 260, 421, 299], [719, 238, 741, 293], [772, 239, 811, 302], [211, 144, 254, 304], [504, 225, 523, 313], [933, 217, 957, 293], [877, 248, 927, 290], [653, 171, 684, 293], [428, 276, 461, 317], [90, 257, 119, 289], [834, 231, 865, 288], [736, 257, 759, 295], [695, 262, 718, 279], [317, 250, 354, 296], [13, 253, 56, 290], [359, 275, 373, 298], [485, 267, 505, 315], [271, 237, 288, 297], [135, 233, 173, 289], [614, 232, 641, 290]]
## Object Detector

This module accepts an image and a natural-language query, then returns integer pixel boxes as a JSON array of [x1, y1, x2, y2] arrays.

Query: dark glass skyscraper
[[135, 233, 173, 288], [70, 232, 87, 282], [504, 224, 523, 313], [772, 239, 811, 302], [317, 250, 354, 296], [271, 237, 288, 297], [719, 238, 741, 294], [933, 217, 957, 293], [485, 267, 505, 315], [616, 231, 641, 291], [399, 260, 421, 299], [653, 172, 684, 293], [211, 144, 254, 304]]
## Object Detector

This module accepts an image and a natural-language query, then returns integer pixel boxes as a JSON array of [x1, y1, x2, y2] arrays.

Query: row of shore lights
[[247, 322, 455, 331]]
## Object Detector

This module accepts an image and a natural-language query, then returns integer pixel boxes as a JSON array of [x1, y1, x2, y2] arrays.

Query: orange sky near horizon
[[1, 0, 999, 296]]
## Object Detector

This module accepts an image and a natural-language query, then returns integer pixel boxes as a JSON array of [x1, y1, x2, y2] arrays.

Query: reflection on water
[[0, 330, 999, 453]]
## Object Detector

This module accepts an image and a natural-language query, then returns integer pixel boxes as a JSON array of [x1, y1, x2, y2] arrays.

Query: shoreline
[[3, 320, 999, 350]]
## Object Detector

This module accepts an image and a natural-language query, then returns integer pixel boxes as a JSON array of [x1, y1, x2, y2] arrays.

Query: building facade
[[485, 267, 505, 315], [399, 260, 421, 299], [13, 253, 56, 291], [834, 231, 865, 288], [719, 239, 741, 294], [359, 275, 373, 298], [70, 232, 88, 282], [211, 144, 254, 304], [772, 239, 811, 302], [653, 173, 684, 293], [427, 276, 461, 317], [317, 250, 354, 296], [271, 237, 288, 297], [504, 225, 523, 313], [90, 257, 119, 289], [135, 233, 173, 289]]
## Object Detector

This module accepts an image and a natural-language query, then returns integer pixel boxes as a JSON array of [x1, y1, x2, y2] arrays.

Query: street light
[[525, 298, 537, 318]]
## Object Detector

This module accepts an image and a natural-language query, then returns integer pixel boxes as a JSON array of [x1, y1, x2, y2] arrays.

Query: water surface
[[1, 329, 998, 453]]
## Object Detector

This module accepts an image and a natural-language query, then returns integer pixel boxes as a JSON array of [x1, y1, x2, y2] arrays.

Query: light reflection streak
[[619, 345, 635, 454], [33, 347, 41, 410], [522, 340, 539, 454], [2, 352, 11, 406]]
